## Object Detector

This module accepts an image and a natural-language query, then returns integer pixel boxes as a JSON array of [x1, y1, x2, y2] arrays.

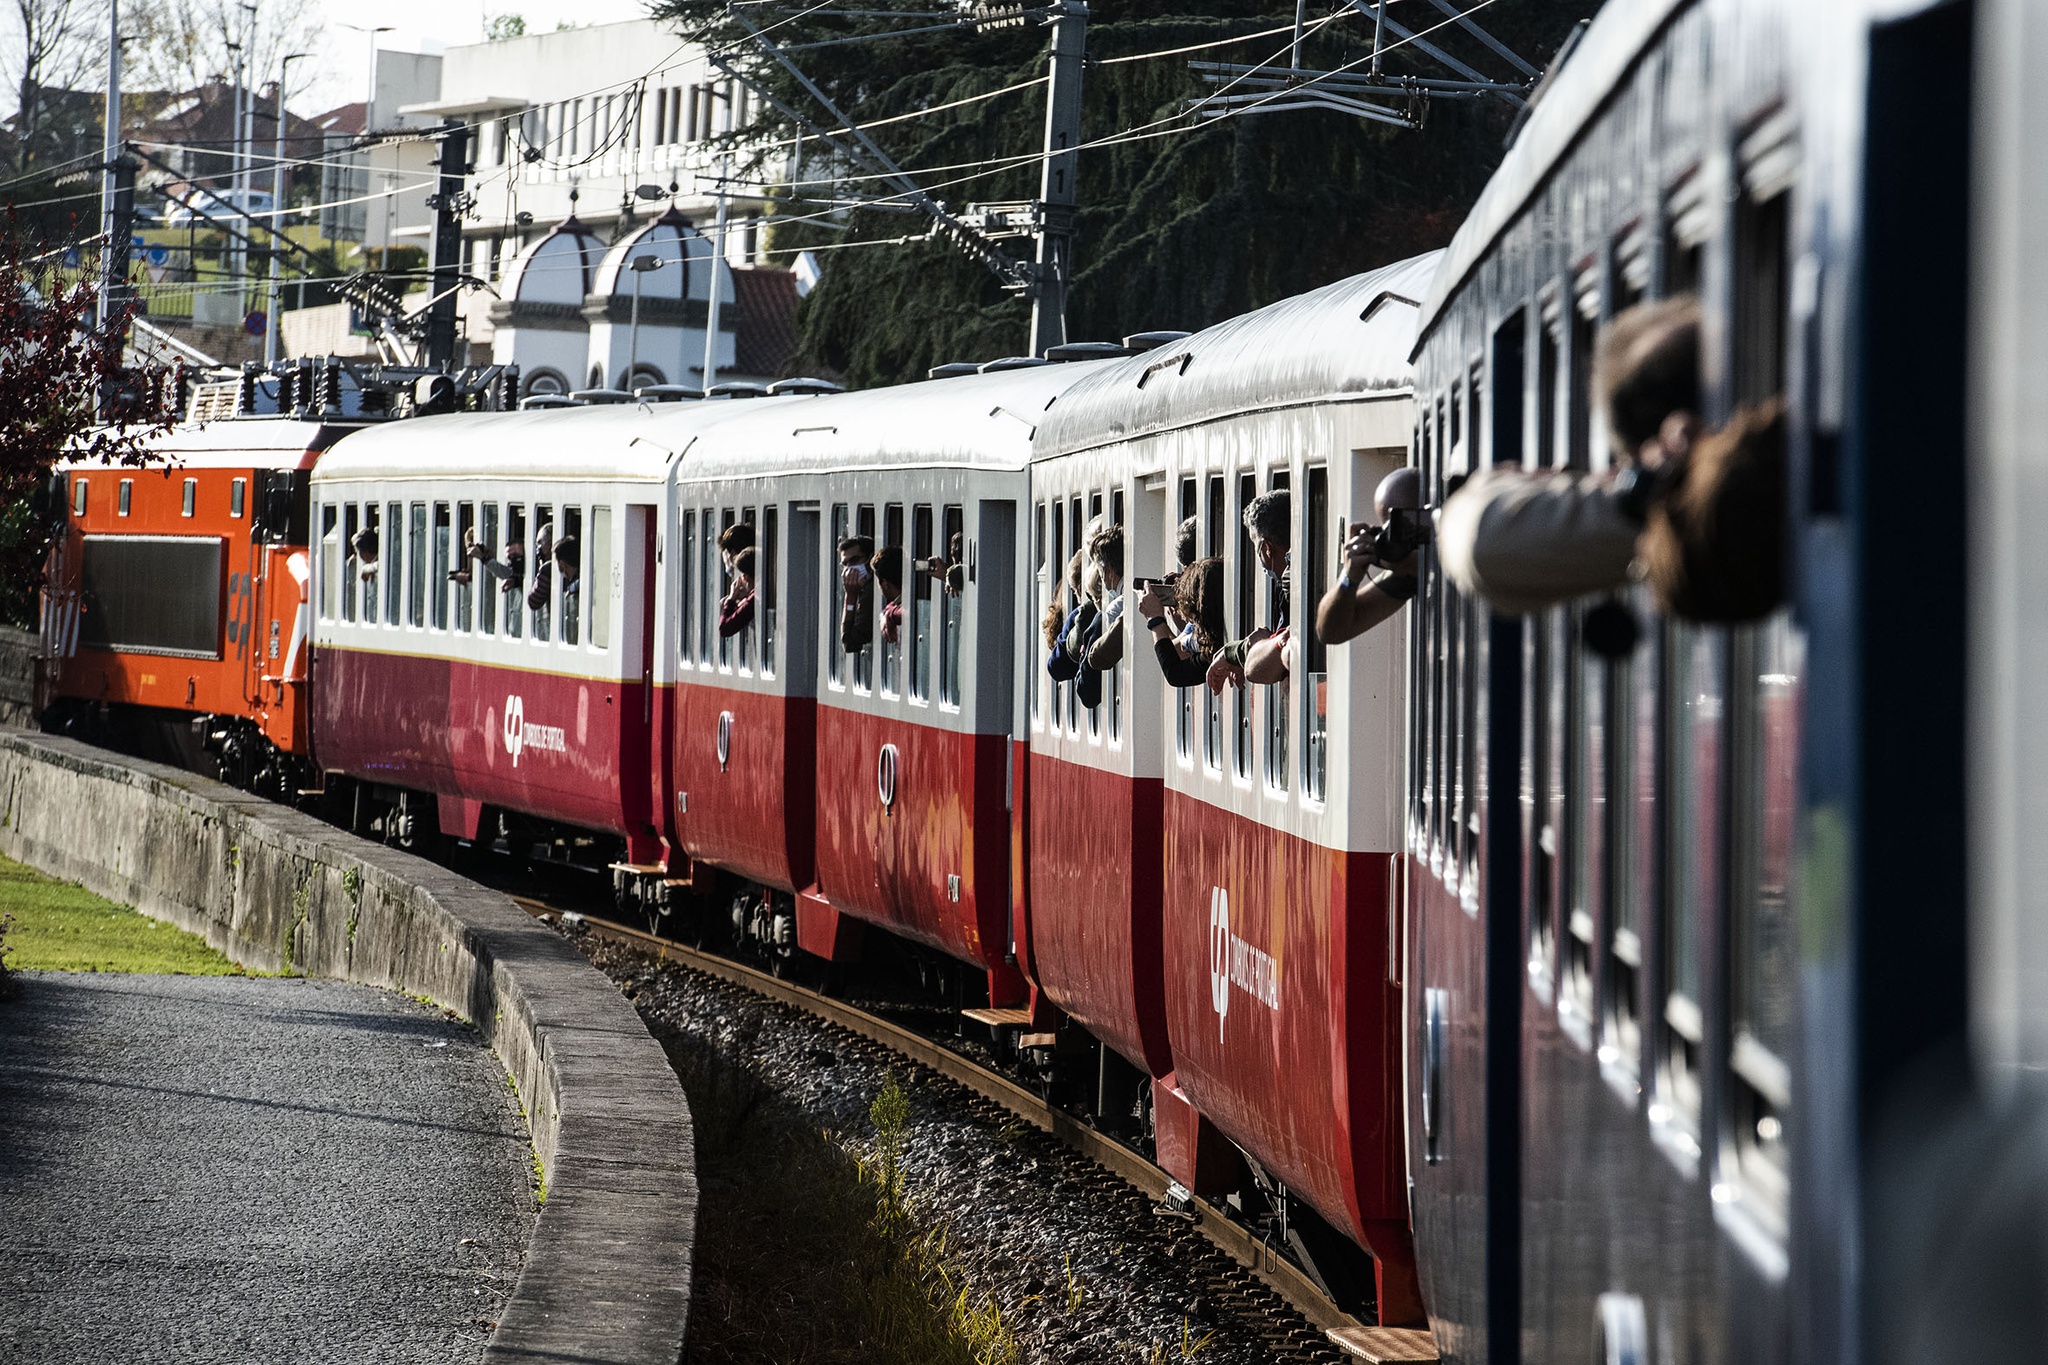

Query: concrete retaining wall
[[0, 628, 36, 730], [0, 733, 695, 1365]]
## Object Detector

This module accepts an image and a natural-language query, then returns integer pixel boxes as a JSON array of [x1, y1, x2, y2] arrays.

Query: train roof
[[308, 397, 791, 485], [1415, 0, 1690, 342], [1032, 250, 1442, 460], [675, 360, 1117, 483], [60, 416, 352, 472]]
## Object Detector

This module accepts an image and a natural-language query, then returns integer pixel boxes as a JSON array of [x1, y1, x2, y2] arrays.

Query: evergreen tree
[[653, 0, 1596, 386]]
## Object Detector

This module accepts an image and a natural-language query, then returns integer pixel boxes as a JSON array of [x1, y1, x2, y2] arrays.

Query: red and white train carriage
[[306, 403, 752, 858], [1030, 251, 1440, 1323], [665, 363, 1114, 1004]]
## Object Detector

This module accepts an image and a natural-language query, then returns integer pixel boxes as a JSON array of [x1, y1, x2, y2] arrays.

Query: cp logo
[[1209, 886, 1230, 1041], [502, 694, 525, 767]]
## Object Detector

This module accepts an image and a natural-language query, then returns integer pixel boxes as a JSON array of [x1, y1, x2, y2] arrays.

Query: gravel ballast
[[579, 932, 1347, 1365], [0, 972, 538, 1365]]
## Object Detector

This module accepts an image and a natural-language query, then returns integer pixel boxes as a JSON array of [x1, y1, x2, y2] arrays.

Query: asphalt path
[[0, 972, 537, 1364]]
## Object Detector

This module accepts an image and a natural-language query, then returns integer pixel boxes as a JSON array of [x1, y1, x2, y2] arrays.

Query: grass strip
[[0, 853, 245, 975]]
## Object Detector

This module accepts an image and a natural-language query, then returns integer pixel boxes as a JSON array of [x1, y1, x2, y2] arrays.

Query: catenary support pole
[[426, 121, 470, 370], [701, 153, 729, 391], [98, 0, 121, 332], [1029, 1, 1086, 358], [266, 53, 306, 366]]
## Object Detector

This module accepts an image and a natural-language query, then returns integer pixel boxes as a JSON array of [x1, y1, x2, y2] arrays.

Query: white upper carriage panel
[[673, 362, 1120, 730], [1031, 249, 1442, 852], [308, 400, 777, 687]]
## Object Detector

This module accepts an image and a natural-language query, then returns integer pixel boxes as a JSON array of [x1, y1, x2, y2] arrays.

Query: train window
[[503, 506, 524, 639], [739, 509, 759, 674], [911, 504, 933, 702], [117, 479, 131, 516], [1106, 499, 1123, 746], [940, 505, 963, 707], [339, 504, 360, 624], [1233, 472, 1255, 780], [1031, 501, 1046, 720], [1735, 190, 1791, 407], [406, 503, 428, 628], [1614, 236, 1649, 314], [532, 506, 554, 642], [708, 507, 724, 667], [1538, 313, 1561, 470], [1428, 404, 1448, 860], [1728, 615, 1800, 1224], [1263, 469, 1289, 794], [231, 479, 246, 519], [1176, 477, 1197, 761], [383, 501, 402, 626], [428, 504, 450, 631], [318, 505, 339, 620], [454, 504, 474, 633], [479, 504, 499, 636], [827, 505, 846, 686], [1069, 496, 1085, 734], [560, 506, 582, 647], [1049, 500, 1066, 724], [879, 503, 904, 696], [1560, 601, 1605, 1043], [1204, 474, 1224, 770], [854, 504, 876, 690], [760, 506, 777, 676], [590, 507, 612, 651], [1604, 604, 1660, 1093], [181, 478, 196, 518], [359, 505, 381, 626], [1659, 622, 1725, 1155], [1302, 465, 1329, 802], [682, 510, 698, 665], [72, 477, 86, 516], [1569, 291, 1598, 470], [716, 509, 735, 668]]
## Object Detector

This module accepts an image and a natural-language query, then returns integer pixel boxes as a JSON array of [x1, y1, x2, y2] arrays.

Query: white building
[[396, 18, 794, 389]]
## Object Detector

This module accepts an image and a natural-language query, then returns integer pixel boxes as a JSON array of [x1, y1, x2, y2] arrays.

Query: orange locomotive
[[40, 417, 345, 797]]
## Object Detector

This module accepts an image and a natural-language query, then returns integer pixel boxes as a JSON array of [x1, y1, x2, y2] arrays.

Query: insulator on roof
[[1122, 330, 1193, 353], [1043, 341, 1129, 362]]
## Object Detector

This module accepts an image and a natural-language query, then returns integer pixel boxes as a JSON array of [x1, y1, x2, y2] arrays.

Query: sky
[[304, 0, 655, 113]]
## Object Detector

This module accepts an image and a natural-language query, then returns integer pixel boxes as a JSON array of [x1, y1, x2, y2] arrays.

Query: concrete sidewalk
[[0, 972, 537, 1365]]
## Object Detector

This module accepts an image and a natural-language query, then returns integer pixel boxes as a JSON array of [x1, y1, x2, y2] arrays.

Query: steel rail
[[512, 900, 1436, 1362]]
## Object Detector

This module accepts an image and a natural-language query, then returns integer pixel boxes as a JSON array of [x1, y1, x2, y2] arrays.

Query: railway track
[[511, 897, 1439, 1365]]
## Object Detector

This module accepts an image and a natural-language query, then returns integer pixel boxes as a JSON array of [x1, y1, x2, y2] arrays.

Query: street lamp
[[340, 24, 395, 258], [265, 51, 308, 366], [628, 253, 660, 391]]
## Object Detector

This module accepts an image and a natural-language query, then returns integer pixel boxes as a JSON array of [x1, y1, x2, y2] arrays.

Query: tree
[[651, 0, 1597, 386], [4, 0, 108, 174], [0, 229, 172, 625], [485, 13, 527, 42], [123, 0, 324, 107]]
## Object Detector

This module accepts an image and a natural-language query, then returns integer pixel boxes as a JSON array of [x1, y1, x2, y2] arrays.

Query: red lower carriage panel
[[313, 646, 660, 851], [810, 703, 1022, 1004], [669, 680, 817, 893], [1025, 754, 1172, 1077], [1157, 790, 1422, 1326]]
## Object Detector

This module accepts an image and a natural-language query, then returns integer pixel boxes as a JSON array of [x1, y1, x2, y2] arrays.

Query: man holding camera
[[1318, 468, 1425, 646]]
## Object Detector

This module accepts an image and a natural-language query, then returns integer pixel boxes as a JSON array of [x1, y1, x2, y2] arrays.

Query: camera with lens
[[1359, 506, 1431, 567]]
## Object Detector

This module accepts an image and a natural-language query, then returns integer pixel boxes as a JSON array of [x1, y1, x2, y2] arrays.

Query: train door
[[620, 502, 662, 860]]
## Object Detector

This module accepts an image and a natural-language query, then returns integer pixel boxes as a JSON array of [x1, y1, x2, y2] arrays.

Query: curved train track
[[505, 896, 1439, 1365]]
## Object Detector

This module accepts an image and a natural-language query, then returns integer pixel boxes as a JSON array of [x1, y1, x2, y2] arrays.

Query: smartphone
[[1133, 577, 1179, 606]]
